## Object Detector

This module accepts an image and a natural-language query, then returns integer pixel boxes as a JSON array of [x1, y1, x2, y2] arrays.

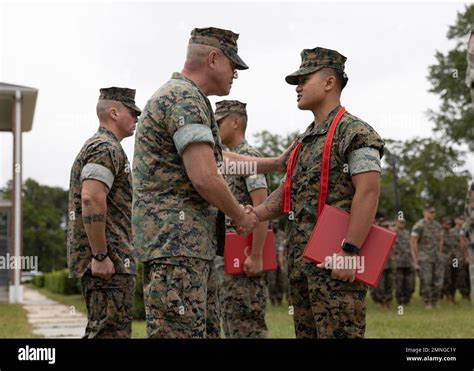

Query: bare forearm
[[344, 189, 379, 247], [253, 185, 285, 222], [223, 152, 283, 175], [410, 237, 418, 262], [251, 221, 268, 257], [194, 173, 244, 222], [82, 199, 107, 255]]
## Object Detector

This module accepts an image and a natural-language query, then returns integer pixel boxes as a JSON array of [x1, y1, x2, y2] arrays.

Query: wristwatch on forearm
[[92, 252, 109, 262], [341, 239, 361, 255]]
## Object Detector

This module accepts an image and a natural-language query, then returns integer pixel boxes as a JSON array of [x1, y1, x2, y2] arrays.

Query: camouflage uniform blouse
[[285, 105, 385, 285], [411, 219, 442, 263], [132, 72, 224, 263], [67, 127, 135, 278], [223, 139, 268, 232], [393, 228, 413, 269]]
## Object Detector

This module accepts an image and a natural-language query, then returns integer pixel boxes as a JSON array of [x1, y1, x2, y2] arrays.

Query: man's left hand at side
[[243, 254, 264, 277]]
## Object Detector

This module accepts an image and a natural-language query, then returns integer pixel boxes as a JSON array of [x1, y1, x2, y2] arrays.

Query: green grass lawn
[[366, 290, 474, 338], [0, 303, 33, 338], [32, 279, 474, 339]]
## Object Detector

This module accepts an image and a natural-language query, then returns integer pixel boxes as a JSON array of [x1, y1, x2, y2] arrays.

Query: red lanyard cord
[[281, 106, 346, 218]]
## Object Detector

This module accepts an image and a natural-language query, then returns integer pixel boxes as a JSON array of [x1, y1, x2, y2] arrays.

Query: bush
[[43, 269, 81, 295], [31, 274, 45, 288]]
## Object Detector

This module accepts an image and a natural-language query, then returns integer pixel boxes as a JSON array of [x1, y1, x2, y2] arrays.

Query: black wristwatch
[[92, 252, 109, 262], [341, 239, 361, 255]]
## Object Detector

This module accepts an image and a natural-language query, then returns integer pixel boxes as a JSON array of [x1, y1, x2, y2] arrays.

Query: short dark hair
[[321, 67, 348, 91], [228, 112, 248, 132]]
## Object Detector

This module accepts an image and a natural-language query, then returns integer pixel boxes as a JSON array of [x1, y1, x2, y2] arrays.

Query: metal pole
[[12, 90, 22, 303]]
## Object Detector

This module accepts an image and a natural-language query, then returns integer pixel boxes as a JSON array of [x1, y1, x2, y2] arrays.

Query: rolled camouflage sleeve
[[243, 147, 268, 192], [168, 97, 215, 156], [80, 142, 120, 190], [348, 147, 381, 176], [245, 174, 268, 193], [411, 221, 423, 239]]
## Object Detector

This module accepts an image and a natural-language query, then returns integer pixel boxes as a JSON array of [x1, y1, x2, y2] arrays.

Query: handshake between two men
[[225, 146, 291, 237], [231, 204, 261, 236]]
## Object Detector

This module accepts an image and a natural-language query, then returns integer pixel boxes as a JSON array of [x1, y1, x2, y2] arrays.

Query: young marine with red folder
[[244, 47, 386, 338]]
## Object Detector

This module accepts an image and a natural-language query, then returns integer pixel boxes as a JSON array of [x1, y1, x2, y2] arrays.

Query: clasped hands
[[231, 204, 259, 236]]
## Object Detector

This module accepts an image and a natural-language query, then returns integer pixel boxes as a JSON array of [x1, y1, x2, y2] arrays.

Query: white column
[[10, 90, 23, 303]]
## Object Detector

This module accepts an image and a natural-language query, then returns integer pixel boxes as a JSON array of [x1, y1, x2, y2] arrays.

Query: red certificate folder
[[303, 205, 397, 288], [224, 230, 277, 275]]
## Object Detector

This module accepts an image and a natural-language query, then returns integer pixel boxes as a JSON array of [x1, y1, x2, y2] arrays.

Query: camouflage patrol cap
[[99, 87, 141, 115], [423, 204, 436, 212], [215, 100, 247, 121], [285, 47, 348, 85], [189, 27, 248, 70], [441, 217, 452, 225]]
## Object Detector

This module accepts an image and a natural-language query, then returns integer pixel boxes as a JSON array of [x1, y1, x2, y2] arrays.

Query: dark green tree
[[379, 138, 470, 226], [1, 179, 68, 272], [427, 4, 474, 151]]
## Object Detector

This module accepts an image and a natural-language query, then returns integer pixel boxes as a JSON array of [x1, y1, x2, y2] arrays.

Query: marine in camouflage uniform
[[249, 48, 384, 338], [454, 216, 471, 300], [465, 182, 474, 306], [268, 224, 288, 306], [466, 31, 474, 306], [440, 217, 464, 303], [132, 28, 250, 338], [216, 100, 269, 338], [370, 220, 395, 308], [393, 220, 415, 305], [411, 205, 444, 309], [67, 87, 141, 338]]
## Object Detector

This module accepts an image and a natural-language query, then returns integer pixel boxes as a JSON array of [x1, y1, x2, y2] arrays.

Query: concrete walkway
[[22, 287, 87, 338]]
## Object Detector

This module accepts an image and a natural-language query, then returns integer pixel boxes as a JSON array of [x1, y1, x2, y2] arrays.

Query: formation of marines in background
[[371, 209, 471, 310], [66, 25, 474, 339]]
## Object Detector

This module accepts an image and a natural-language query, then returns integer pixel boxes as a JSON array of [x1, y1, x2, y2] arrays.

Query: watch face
[[94, 253, 107, 261], [343, 243, 359, 253]]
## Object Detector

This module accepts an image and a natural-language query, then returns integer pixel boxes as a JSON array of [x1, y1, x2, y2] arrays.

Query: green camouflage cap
[[285, 47, 347, 85], [189, 27, 248, 70], [423, 204, 436, 212], [99, 87, 141, 115], [215, 100, 247, 121]]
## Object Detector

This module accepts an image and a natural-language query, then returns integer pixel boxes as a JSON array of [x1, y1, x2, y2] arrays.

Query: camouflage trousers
[[418, 259, 445, 304], [370, 268, 394, 304], [212, 256, 228, 337], [220, 270, 269, 338], [206, 257, 221, 338], [442, 256, 462, 298], [395, 267, 415, 305], [457, 261, 471, 298], [268, 266, 288, 305], [143, 257, 219, 338], [80, 272, 135, 339], [288, 274, 367, 339], [469, 249, 474, 305]]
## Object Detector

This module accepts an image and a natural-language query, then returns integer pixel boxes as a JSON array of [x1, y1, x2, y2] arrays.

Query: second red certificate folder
[[224, 230, 277, 275]]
